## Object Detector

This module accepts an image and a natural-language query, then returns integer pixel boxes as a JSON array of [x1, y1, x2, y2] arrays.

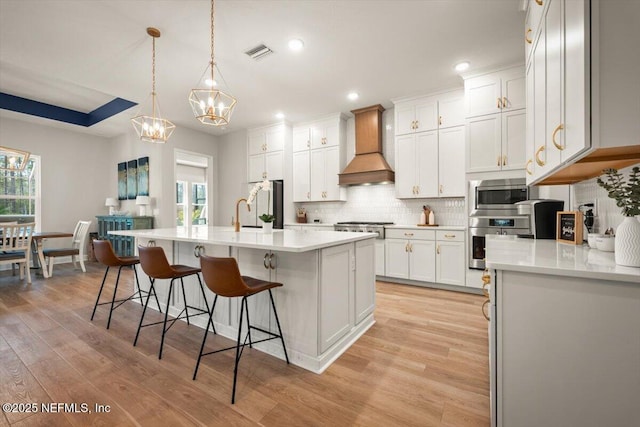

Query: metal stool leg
[[143, 270, 163, 314], [197, 274, 216, 334], [180, 277, 190, 326], [269, 289, 289, 364], [231, 296, 246, 404], [106, 266, 124, 329], [134, 278, 156, 346], [244, 297, 253, 348], [192, 298, 217, 381], [159, 279, 175, 359], [91, 267, 110, 321]]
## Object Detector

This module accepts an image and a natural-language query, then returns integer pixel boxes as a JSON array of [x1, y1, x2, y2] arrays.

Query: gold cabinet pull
[[552, 124, 565, 150], [525, 159, 533, 175], [439, 184, 443, 194], [525, 28, 533, 44], [482, 299, 490, 321], [444, 234, 455, 238], [503, 155, 507, 166], [416, 186, 420, 194], [404, 232, 414, 237], [497, 156, 501, 166], [436, 245, 440, 255], [439, 115, 443, 126], [405, 242, 409, 252], [411, 120, 415, 130], [502, 97, 508, 108], [497, 98, 502, 109], [535, 0, 543, 5], [481, 268, 491, 297], [415, 120, 419, 130], [307, 140, 310, 148], [535, 145, 546, 166], [409, 243, 413, 253]]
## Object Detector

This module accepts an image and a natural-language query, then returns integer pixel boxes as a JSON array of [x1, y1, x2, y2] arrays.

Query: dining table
[[32, 231, 73, 278]]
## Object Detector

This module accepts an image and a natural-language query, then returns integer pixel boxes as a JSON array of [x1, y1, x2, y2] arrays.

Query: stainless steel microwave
[[469, 178, 537, 217]]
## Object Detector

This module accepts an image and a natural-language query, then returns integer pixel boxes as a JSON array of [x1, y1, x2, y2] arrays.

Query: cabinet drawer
[[385, 228, 435, 241], [436, 230, 464, 242]]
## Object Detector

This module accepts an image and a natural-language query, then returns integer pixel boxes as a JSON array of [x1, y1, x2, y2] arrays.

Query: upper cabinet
[[394, 92, 464, 136], [292, 114, 347, 202], [464, 66, 526, 173], [465, 68, 525, 118], [525, 0, 640, 185], [393, 89, 466, 199], [247, 123, 288, 182]]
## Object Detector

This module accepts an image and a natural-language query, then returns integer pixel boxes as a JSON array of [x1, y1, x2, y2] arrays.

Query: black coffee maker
[[515, 200, 565, 239]]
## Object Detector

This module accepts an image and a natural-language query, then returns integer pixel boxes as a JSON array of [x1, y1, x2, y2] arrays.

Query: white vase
[[614, 216, 640, 267], [262, 221, 273, 233]]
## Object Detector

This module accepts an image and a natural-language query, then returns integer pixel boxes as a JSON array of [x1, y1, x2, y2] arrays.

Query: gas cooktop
[[335, 221, 394, 225]]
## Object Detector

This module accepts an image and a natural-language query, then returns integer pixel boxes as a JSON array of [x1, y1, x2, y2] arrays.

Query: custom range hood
[[339, 104, 395, 185]]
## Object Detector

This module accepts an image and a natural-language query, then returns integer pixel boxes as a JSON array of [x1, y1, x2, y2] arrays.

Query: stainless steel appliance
[[468, 216, 530, 269], [515, 199, 565, 239], [333, 222, 393, 239], [468, 178, 536, 270], [242, 180, 284, 229], [469, 178, 537, 217]]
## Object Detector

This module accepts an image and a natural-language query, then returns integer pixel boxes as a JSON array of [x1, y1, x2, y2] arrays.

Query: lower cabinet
[[375, 240, 385, 276], [385, 228, 466, 288]]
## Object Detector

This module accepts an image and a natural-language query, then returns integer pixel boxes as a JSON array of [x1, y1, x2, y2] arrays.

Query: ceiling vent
[[244, 44, 274, 60]]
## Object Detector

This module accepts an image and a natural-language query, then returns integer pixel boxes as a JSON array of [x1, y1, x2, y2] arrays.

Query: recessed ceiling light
[[347, 92, 359, 101], [455, 61, 470, 72], [205, 78, 217, 87], [275, 112, 285, 119], [288, 38, 304, 52]]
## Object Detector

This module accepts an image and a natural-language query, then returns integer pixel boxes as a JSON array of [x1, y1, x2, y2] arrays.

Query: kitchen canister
[[428, 210, 435, 225]]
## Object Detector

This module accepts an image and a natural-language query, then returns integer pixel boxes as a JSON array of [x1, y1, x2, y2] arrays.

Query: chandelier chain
[[210, 0, 215, 81], [152, 35, 156, 94]]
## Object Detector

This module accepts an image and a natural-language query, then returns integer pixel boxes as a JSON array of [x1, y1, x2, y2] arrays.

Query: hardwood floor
[[0, 263, 489, 426]]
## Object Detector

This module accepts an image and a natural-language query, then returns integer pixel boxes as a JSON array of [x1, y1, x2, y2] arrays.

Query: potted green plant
[[596, 166, 640, 267]]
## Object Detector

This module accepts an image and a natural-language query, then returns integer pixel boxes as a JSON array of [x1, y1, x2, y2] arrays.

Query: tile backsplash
[[296, 184, 466, 226], [572, 165, 638, 234]]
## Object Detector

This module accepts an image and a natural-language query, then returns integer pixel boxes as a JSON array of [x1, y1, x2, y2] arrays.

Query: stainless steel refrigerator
[[241, 180, 284, 229]]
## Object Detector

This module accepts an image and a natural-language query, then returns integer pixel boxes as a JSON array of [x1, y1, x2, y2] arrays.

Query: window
[[0, 154, 40, 226], [176, 163, 208, 226]]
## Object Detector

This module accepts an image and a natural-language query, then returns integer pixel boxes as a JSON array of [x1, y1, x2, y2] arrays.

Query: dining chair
[[0, 223, 35, 284], [43, 220, 91, 277], [0, 221, 19, 275]]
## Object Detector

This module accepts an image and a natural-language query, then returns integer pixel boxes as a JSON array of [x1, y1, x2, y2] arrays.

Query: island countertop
[[485, 235, 640, 283], [109, 226, 377, 253]]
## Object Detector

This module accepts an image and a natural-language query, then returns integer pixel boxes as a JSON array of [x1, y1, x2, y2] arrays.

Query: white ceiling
[[0, 0, 525, 138]]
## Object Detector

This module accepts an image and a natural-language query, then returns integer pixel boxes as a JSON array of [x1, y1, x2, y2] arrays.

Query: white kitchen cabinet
[[292, 150, 310, 202], [437, 126, 466, 197], [465, 67, 525, 118], [466, 109, 526, 173], [291, 114, 346, 202], [526, 0, 591, 185], [395, 131, 438, 199], [394, 90, 464, 136], [395, 96, 438, 135], [310, 145, 344, 201], [384, 229, 435, 282], [435, 231, 465, 286], [524, 0, 545, 64], [375, 240, 385, 276], [247, 123, 287, 182], [355, 239, 375, 325], [310, 119, 340, 149], [292, 126, 310, 153]]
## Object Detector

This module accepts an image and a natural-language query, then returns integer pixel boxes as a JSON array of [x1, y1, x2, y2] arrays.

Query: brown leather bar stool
[[91, 240, 161, 329], [193, 255, 289, 404], [134, 245, 215, 359]]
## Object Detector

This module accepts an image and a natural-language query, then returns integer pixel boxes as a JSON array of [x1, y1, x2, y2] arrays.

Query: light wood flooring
[[0, 262, 489, 426]]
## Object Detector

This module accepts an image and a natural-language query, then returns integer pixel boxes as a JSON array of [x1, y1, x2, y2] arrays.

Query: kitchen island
[[110, 226, 377, 373], [485, 235, 640, 427]]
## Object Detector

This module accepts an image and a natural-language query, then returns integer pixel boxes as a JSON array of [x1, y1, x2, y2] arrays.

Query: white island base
[[119, 228, 377, 374]]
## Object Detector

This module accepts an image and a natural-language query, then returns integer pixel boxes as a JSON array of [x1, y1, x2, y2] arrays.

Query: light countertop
[[109, 226, 376, 253], [284, 223, 335, 228], [485, 235, 640, 283]]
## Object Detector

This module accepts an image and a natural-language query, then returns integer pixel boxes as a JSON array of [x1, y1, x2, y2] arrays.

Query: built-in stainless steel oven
[[469, 178, 536, 217], [469, 216, 530, 270]]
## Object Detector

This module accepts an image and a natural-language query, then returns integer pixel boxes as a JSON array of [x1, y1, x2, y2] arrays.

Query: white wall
[[108, 125, 219, 228], [216, 129, 248, 226], [0, 117, 111, 233]]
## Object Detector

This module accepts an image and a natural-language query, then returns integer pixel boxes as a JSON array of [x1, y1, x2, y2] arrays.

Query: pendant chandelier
[[188, 0, 237, 126], [131, 27, 175, 143], [0, 146, 30, 171]]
